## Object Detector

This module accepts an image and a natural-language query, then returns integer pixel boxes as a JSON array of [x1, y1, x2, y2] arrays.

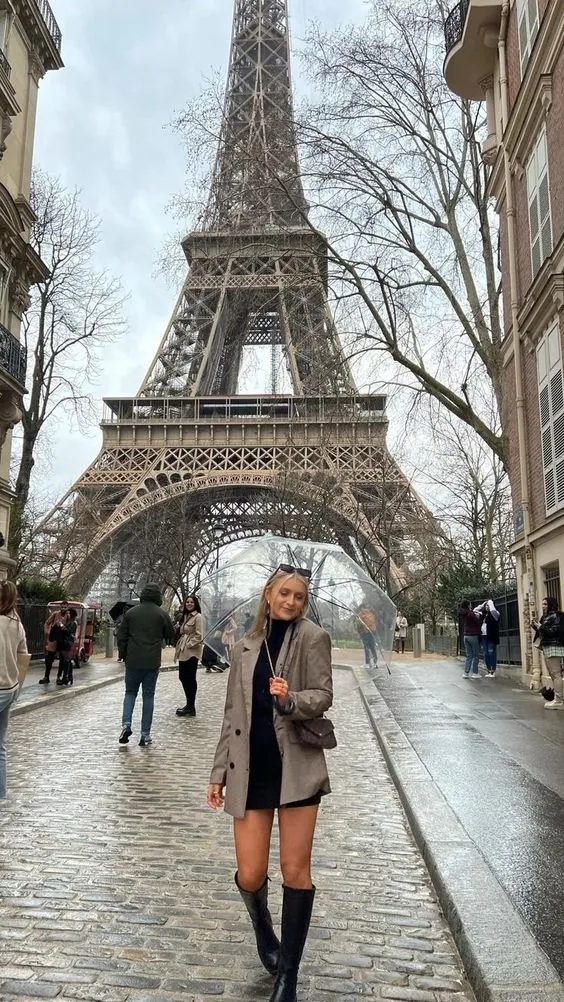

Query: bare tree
[[295, 0, 504, 460], [418, 411, 514, 583], [9, 171, 127, 561]]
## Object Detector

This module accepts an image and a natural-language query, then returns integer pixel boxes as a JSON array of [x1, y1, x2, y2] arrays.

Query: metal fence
[[18, 603, 49, 659], [427, 592, 522, 665]]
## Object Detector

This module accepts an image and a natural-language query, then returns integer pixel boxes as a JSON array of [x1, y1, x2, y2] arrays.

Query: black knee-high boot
[[269, 885, 315, 1002], [236, 873, 280, 976]]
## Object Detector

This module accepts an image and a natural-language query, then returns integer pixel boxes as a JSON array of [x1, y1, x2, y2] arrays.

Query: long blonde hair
[[0, 580, 18, 616], [248, 570, 310, 637]]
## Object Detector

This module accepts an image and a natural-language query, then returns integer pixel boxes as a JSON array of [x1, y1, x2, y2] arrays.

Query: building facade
[[0, 0, 62, 577], [444, 0, 564, 685]]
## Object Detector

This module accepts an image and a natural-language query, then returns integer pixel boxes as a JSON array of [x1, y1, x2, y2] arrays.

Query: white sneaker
[[469, 674, 480, 679], [462, 672, 470, 678], [544, 700, 564, 710]]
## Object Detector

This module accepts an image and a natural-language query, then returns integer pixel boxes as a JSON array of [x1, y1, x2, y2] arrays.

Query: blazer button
[[235, 729, 241, 736], [229, 762, 235, 769]]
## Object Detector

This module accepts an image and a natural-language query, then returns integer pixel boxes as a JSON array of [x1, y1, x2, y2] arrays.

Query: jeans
[[463, 635, 480, 675], [484, 642, 497, 673], [179, 657, 198, 705], [122, 668, 159, 736], [361, 634, 377, 664], [0, 688, 18, 800]]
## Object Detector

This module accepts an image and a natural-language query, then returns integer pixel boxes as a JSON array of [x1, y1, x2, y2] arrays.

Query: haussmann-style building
[[0, 0, 63, 578], [444, 0, 564, 685]]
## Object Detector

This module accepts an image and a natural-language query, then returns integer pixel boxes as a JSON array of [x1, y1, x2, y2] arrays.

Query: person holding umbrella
[[208, 565, 334, 1002]]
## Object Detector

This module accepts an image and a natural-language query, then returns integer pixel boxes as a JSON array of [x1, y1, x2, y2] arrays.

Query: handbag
[[264, 629, 337, 750], [292, 716, 337, 750]]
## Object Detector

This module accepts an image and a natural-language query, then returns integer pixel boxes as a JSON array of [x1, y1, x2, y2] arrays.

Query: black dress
[[245, 618, 321, 811]]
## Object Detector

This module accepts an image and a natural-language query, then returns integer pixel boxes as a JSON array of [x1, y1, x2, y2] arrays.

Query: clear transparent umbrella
[[198, 535, 396, 672]]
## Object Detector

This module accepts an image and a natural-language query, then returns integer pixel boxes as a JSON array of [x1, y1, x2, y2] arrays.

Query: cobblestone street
[[0, 669, 475, 1002]]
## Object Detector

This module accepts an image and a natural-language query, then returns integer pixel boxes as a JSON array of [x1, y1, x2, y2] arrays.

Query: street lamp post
[[127, 576, 136, 600], [212, 522, 226, 571]]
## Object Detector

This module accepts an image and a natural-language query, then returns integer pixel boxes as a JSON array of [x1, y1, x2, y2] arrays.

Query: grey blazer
[[210, 618, 333, 818]]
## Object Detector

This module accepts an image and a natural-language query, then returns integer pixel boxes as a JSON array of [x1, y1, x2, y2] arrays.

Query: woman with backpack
[[532, 596, 564, 709]]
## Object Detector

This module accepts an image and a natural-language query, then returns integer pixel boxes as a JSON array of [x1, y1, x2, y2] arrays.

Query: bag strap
[[265, 621, 297, 678]]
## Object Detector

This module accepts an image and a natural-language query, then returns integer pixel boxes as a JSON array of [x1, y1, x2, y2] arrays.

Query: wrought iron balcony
[[444, 0, 470, 54], [0, 323, 27, 388], [33, 0, 62, 53], [0, 48, 11, 79]]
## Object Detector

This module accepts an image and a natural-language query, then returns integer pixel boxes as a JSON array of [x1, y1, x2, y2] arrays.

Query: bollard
[[412, 623, 425, 658], [105, 628, 114, 659]]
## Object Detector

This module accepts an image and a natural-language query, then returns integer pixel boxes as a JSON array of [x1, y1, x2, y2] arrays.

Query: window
[[544, 565, 561, 607], [527, 128, 552, 278], [537, 324, 564, 516], [517, 0, 539, 76]]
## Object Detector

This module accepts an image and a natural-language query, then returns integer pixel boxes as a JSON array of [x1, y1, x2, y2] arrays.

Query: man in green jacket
[[117, 583, 175, 746]]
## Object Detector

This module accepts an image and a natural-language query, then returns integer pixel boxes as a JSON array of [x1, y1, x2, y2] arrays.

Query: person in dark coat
[[117, 583, 175, 746], [459, 600, 482, 678]]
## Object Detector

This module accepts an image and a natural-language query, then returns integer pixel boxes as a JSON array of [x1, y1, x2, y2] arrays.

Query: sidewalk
[[16, 650, 180, 715], [0, 667, 475, 1002], [354, 654, 564, 1001], [15, 656, 124, 714]]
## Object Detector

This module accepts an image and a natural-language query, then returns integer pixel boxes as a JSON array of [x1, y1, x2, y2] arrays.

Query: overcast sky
[[25, 0, 369, 502]]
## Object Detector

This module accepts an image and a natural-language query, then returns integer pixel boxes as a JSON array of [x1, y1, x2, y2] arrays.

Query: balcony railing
[[0, 323, 27, 387], [444, 0, 470, 54], [33, 0, 62, 53], [0, 48, 11, 79]]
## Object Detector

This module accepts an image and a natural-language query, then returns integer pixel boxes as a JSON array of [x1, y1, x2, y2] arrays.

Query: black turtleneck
[[247, 618, 294, 800]]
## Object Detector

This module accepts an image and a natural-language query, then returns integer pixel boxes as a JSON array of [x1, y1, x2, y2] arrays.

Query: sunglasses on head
[[276, 563, 312, 580]]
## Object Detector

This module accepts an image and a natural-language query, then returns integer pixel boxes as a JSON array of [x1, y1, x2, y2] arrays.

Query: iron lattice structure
[[37, 0, 435, 597]]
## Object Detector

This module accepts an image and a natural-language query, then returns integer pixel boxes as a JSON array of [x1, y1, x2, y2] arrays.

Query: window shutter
[[527, 129, 552, 278], [538, 327, 564, 516], [518, 0, 539, 76], [518, 9, 529, 75]]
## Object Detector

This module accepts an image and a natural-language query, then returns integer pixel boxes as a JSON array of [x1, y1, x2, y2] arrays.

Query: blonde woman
[[208, 566, 333, 1002], [0, 581, 29, 800]]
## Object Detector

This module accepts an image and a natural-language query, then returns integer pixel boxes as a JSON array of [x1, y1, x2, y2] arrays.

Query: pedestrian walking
[[175, 594, 203, 717], [532, 596, 564, 709], [356, 607, 377, 669], [459, 600, 482, 678], [40, 601, 68, 684], [208, 566, 334, 1002], [221, 615, 237, 662], [117, 583, 175, 745], [0, 581, 29, 800], [474, 598, 500, 677], [396, 613, 408, 654]]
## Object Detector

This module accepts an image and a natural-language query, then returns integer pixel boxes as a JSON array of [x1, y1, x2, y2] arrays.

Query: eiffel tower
[[39, 0, 431, 597]]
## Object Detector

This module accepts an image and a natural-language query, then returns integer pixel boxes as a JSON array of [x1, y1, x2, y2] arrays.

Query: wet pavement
[[15, 658, 125, 713], [0, 667, 474, 1002], [365, 657, 564, 996]]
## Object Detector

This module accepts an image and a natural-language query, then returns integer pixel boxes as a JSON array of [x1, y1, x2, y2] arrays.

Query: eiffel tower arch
[[38, 0, 433, 597]]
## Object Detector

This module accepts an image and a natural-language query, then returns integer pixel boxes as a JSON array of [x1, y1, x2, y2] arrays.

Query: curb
[[351, 665, 564, 1002], [12, 662, 187, 717], [12, 673, 124, 716]]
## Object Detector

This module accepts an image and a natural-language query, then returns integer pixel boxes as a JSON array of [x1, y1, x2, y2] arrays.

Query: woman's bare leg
[[278, 805, 318, 888], [234, 809, 275, 891]]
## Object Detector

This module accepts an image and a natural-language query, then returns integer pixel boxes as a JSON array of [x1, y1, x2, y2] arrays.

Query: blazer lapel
[[242, 634, 262, 726]]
